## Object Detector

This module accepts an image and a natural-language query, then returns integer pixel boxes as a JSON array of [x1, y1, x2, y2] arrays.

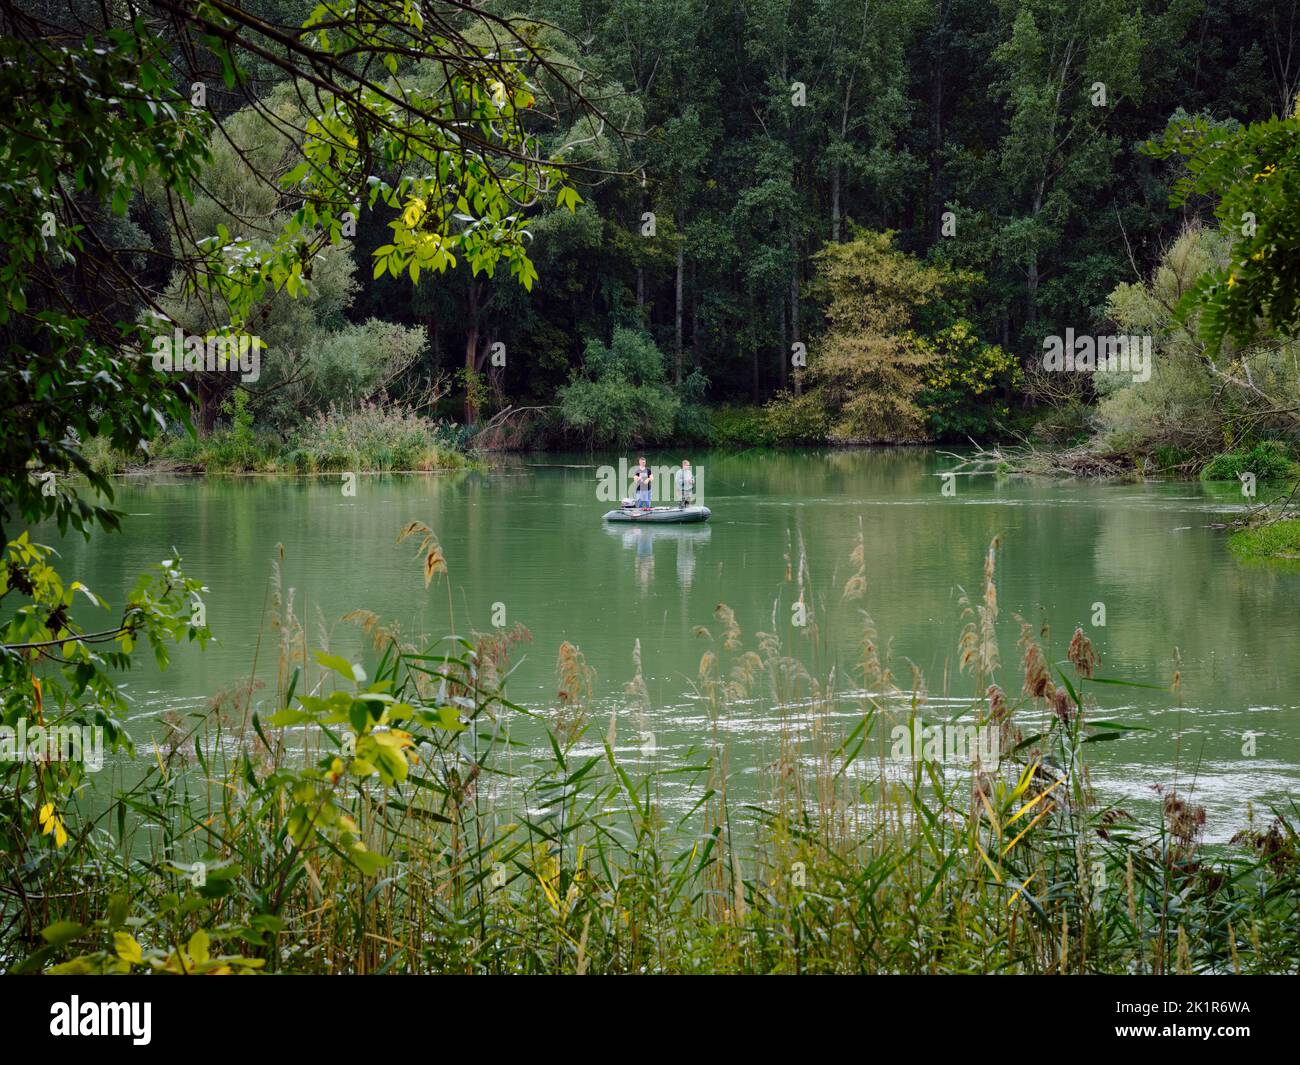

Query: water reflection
[[604, 524, 712, 592]]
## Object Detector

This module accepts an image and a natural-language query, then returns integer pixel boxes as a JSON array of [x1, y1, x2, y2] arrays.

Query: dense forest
[[412, 0, 1300, 441], [9, 0, 1300, 467]]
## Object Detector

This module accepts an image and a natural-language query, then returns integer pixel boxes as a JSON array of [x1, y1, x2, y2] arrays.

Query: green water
[[49, 449, 1300, 839]]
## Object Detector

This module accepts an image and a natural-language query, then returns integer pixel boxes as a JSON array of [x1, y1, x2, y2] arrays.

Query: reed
[[8, 529, 1300, 975]]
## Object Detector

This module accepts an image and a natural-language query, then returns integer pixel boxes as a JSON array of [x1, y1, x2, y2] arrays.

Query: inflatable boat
[[603, 504, 711, 524]]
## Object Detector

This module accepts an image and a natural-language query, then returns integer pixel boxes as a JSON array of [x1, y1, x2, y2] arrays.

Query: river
[[46, 448, 1300, 840]]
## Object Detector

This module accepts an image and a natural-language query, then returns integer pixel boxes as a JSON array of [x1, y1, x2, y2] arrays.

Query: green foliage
[[309, 321, 427, 410], [1031, 400, 1095, 448], [223, 388, 257, 463], [805, 231, 976, 442], [1228, 519, 1300, 563], [288, 402, 472, 473], [1042, 226, 1300, 474], [917, 321, 1021, 440], [0, 533, 210, 950], [708, 398, 829, 447], [709, 406, 776, 448], [2, 1, 585, 534], [1150, 444, 1193, 474], [672, 368, 714, 444], [985, 0, 1145, 325], [150, 426, 270, 473], [763, 390, 831, 444], [140, 401, 472, 473], [1145, 106, 1300, 352], [0, 532, 209, 706], [0, 26, 203, 541], [192, 10, 581, 329], [80, 436, 130, 478], [46, 926, 266, 976], [557, 329, 681, 447], [1201, 441, 1297, 482], [1090, 228, 1233, 460], [457, 368, 490, 424], [14, 0, 1300, 451]]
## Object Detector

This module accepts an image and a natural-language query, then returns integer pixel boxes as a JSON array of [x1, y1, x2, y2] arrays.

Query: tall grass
[[10, 527, 1300, 975], [78, 400, 475, 475], [284, 401, 472, 473]]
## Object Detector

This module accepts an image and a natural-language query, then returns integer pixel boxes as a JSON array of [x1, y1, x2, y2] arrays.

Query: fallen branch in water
[[939, 440, 1134, 480]]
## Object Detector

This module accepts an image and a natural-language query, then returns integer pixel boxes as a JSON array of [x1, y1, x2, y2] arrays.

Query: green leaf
[[315, 651, 365, 683], [268, 708, 313, 726], [41, 920, 87, 946], [434, 705, 466, 732], [348, 846, 389, 876], [47, 955, 99, 975]]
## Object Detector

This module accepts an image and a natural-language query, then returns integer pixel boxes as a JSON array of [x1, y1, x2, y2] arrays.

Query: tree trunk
[[674, 231, 684, 385], [790, 233, 802, 397], [833, 75, 853, 242], [690, 260, 699, 361], [486, 329, 502, 404], [1026, 179, 1045, 334], [636, 184, 647, 313], [930, 58, 944, 242], [464, 279, 480, 423], [831, 163, 842, 244], [778, 296, 788, 391], [195, 375, 219, 436]]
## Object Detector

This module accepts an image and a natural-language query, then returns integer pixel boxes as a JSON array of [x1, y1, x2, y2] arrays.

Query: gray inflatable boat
[[604, 504, 711, 524]]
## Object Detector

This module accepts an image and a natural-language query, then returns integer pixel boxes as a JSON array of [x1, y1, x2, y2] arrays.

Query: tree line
[[5, 0, 1300, 475]]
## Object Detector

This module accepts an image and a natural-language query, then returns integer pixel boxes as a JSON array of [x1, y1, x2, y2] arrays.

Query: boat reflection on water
[[604, 523, 712, 592]]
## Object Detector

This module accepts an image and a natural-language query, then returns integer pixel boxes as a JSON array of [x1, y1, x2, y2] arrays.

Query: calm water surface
[[49, 449, 1300, 839]]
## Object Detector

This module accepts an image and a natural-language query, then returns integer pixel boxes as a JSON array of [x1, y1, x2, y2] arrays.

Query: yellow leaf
[[1006, 873, 1037, 910], [1011, 760, 1037, 800], [115, 931, 143, 964], [974, 839, 1002, 884], [188, 929, 210, 965], [1003, 803, 1054, 857], [1006, 777, 1063, 829], [977, 787, 1000, 838]]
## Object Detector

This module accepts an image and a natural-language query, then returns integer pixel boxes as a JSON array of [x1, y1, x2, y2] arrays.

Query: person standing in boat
[[633, 456, 653, 509], [673, 459, 695, 507]]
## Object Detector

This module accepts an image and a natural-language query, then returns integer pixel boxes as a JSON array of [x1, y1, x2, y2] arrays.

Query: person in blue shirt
[[632, 456, 653, 509]]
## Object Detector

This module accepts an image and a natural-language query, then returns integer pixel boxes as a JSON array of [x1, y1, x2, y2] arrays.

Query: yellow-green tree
[[804, 231, 974, 441]]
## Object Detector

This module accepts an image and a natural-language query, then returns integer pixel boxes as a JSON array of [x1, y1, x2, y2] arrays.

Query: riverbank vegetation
[[7, 530, 1299, 975], [84, 396, 476, 475], [974, 224, 1300, 482], [1228, 519, 1300, 564]]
